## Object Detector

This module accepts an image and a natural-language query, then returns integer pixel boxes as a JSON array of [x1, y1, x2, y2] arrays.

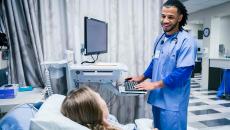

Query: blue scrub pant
[[152, 106, 187, 130]]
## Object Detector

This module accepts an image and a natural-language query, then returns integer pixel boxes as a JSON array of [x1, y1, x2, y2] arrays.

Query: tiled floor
[[187, 75, 230, 130]]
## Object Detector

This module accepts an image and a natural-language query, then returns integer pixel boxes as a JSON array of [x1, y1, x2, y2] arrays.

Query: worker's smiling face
[[161, 6, 183, 35]]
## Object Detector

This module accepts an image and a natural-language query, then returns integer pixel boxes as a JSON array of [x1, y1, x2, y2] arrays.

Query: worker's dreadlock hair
[[163, 0, 188, 29]]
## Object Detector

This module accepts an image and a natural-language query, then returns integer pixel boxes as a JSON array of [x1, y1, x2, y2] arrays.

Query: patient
[[61, 86, 158, 130], [61, 86, 120, 130]]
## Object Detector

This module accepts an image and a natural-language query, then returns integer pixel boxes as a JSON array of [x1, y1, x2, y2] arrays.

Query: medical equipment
[[84, 17, 108, 56], [41, 50, 74, 97], [81, 17, 108, 64], [41, 60, 68, 98], [67, 63, 128, 92]]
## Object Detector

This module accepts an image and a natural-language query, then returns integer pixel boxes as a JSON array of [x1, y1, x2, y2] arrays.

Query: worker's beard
[[162, 22, 179, 33]]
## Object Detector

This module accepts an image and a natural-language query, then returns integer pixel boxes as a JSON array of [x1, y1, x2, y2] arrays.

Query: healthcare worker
[[127, 0, 197, 130]]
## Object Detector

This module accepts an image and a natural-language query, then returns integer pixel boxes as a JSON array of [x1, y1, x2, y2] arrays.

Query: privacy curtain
[[2, 0, 162, 123], [1, 0, 44, 87], [40, 0, 162, 74], [40, 0, 162, 123]]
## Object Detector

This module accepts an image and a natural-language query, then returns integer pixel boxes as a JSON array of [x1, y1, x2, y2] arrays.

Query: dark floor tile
[[191, 85, 201, 88], [209, 97, 224, 100], [189, 96, 199, 99], [219, 103, 230, 107], [200, 118, 230, 127], [195, 89, 208, 92], [191, 83, 200, 85], [189, 102, 208, 106], [203, 92, 217, 95], [190, 109, 220, 115]]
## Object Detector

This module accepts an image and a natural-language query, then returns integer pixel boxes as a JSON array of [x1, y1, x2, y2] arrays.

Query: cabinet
[[209, 58, 230, 90]]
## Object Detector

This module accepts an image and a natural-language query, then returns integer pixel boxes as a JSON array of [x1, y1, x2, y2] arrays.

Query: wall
[[187, 1, 230, 89], [220, 15, 230, 56], [188, 1, 230, 57], [184, 24, 203, 51]]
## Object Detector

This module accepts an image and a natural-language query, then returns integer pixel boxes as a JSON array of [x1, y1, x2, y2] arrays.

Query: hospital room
[[0, 0, 230, 130]]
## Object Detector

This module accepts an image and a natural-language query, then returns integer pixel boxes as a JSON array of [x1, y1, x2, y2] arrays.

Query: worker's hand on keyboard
[[135, 80, 164, 90], [125, 75, 145, 83]]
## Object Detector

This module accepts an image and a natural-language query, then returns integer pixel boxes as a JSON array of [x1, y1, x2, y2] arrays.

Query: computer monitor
[[84, 17, 108, 55]]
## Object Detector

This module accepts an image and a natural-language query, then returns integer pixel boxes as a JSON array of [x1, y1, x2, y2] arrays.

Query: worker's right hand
[[125, 75, 145, 83]]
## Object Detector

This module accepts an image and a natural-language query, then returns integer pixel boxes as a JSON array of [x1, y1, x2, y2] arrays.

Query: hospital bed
[[0, 94, 153, 130]]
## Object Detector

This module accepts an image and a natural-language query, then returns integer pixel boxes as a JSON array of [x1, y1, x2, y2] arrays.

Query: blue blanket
[[0, 104, 37, 130]]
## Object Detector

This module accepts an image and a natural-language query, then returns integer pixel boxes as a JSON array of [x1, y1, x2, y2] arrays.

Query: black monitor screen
[[84, 17, 108, 55]]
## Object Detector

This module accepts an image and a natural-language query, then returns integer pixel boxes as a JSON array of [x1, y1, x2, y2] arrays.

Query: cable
[[91, 55, 95, 61], [81, 54, 99, 64], [44, 67, 53, 98]]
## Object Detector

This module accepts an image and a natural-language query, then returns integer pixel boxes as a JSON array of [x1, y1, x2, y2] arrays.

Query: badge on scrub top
[[154, 50, 160, 58]]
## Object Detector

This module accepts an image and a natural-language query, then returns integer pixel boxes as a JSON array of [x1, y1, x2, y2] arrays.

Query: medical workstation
[[0, 0, 230, 130]]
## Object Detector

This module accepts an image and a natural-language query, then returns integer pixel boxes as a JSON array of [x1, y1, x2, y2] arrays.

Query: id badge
[[154, 50, 160, 58]]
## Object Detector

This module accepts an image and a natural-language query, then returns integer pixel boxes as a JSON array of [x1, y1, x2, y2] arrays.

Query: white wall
[[220, 15, 230, 56], [210, 17, 221, 58], [185, 24, 202, 38], [184, 24, 203, 50], [188, 1, 230, 57], [187, 1, 230, 89]]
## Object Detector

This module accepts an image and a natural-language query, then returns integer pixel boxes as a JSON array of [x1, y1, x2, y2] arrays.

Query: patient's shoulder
[[108, 114, 135, 130]]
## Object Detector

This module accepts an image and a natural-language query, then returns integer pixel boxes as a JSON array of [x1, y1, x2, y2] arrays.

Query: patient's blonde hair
[[61, 87, 119, 130]]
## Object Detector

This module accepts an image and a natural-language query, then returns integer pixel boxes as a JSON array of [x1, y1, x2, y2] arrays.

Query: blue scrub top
[[146, 30, 197, 111]]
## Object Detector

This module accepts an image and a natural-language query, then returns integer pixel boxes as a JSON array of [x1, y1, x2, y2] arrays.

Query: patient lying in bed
[[61, 86, 126, 130], [0, 86, 156, 130], [61, 86, 158, 130]]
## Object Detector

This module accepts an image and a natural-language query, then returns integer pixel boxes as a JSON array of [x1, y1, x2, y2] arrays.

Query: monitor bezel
[[84, 17, 108, 55]]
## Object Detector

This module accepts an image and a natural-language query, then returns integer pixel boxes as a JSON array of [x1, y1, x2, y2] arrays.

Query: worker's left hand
[[135, 81, 163, 90]]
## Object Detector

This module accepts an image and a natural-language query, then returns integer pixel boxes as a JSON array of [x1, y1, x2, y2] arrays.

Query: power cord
[[81, 54, 99, 64]]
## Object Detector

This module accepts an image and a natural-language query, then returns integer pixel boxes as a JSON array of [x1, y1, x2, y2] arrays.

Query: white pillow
[[135, 118, 153, 130], [30, 94, 89, 130]]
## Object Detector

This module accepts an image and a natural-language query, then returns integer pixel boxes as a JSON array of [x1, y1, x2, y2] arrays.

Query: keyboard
[[124, 81, 138, 91], [124, 81, 146, 92]]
